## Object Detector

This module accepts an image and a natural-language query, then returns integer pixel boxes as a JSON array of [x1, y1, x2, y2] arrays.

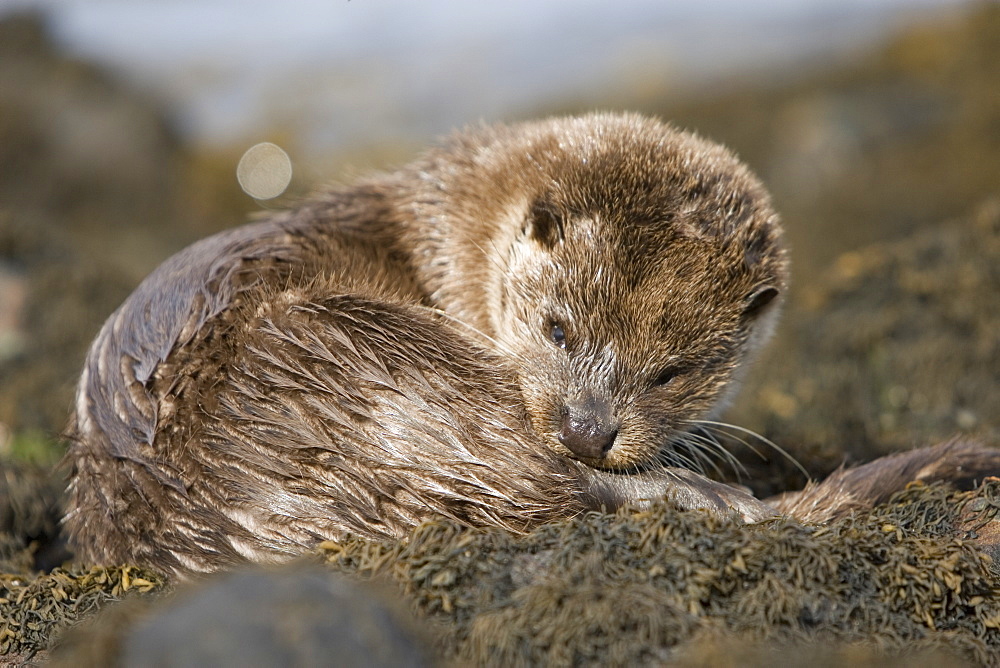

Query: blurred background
[[0, 0, 997, 493]]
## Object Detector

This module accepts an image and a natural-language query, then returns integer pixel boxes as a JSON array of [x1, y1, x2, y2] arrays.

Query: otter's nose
[[558, 398, 618, 460]]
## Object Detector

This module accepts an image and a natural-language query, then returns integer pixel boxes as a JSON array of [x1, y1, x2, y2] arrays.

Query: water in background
[[2, 0, 971, 164]]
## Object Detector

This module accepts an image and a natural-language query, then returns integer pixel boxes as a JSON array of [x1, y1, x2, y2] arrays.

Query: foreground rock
[[0, 475, 993, 666]]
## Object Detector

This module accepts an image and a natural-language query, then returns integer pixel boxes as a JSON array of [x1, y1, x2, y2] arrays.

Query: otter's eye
[[653, 367, 679, 387], [548, 322, 567, 349]]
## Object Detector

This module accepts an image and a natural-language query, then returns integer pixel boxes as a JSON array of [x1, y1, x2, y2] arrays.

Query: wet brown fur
[[389, 116, 788, 470], [769, 438, 1000, 523], [63, 113, 999, 577]]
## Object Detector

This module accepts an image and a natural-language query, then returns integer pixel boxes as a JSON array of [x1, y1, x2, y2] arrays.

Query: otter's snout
[[558, 396, 618, 460]]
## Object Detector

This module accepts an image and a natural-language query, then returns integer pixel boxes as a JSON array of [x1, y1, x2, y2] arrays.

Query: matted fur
[[70, 113, 946, 577]]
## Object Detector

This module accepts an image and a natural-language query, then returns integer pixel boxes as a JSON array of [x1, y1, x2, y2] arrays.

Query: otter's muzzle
[[558, 396, 618, 460]]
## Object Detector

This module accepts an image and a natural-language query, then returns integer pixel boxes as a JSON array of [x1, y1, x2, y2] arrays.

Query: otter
[[63, 113, 998, 577]]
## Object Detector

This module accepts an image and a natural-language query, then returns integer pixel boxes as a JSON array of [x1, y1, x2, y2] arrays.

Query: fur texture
[[66, 113, 997, 578], [66, 113, 785, 575]]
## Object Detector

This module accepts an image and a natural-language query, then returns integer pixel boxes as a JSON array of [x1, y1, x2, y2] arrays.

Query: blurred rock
[[0, 13, 183, 256], [0, 12, 248, 438], [51, 566, 436, 668], [653, 3, 1000, 275], [731, 199, 1000, 493]]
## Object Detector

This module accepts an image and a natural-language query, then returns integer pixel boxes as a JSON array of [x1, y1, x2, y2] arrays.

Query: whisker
[[681, 427, 748, 481], [678, 429, 745, 480], [673, 434, 722, 475], [470, 239, 511, 278], [693, 423, 763, 463], [686, 419, 809, 480], [656, 443, 707, 476]]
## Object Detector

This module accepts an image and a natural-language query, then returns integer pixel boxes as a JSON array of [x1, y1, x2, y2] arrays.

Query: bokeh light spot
[[236, 142, 292, 200]]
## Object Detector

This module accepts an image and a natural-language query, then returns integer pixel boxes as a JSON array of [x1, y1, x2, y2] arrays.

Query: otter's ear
[[523, 199, 564, 248], [742, 285, 780, 318]]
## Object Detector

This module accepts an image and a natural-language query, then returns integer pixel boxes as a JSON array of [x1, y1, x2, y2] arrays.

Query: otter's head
[[486, 114, 787, 471]]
